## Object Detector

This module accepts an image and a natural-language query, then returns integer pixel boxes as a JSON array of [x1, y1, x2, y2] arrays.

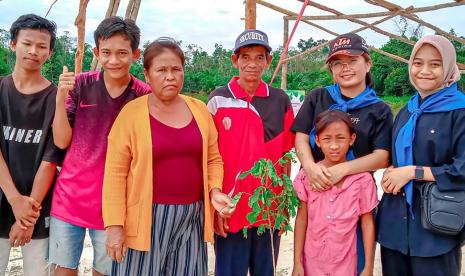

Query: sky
[[0, 0, 464, 53]]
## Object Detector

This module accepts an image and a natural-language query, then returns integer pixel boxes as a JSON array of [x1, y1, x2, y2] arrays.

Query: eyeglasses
[[329, 59, 361, 72]]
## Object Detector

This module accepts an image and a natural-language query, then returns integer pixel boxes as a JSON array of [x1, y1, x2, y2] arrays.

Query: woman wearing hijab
[[377, 35, 465, 276], [292, 33, 393, 273]]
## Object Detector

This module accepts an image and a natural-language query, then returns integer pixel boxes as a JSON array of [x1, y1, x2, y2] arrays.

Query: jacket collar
[[227, 76, 269, 99]]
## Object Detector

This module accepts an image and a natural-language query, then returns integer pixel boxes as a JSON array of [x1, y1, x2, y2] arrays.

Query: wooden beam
[[365, 0, 402, 10], [245, 0, 257, 29], [365, 0, 465, 45], [283, 12, 402, 62], [257, 0, 338, 35], [281, 18, 289, 90], [306, 1, 417, 47], [289, 1, 465, 20], [286, 5, 414, 21]]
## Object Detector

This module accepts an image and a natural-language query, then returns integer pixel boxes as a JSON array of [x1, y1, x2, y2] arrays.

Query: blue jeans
[[48, 217, 111, 275]]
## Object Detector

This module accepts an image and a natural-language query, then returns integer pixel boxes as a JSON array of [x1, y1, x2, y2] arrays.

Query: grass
[[183, 91, 209, 103], [381, 95, 411, 115]]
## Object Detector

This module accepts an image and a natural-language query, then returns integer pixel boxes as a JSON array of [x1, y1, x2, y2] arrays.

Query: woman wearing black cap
[[291, 33, 393, 275]]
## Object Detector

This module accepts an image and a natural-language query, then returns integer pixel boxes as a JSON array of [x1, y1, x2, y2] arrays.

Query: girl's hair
[[143, 37, 185, 70], [315, 110, 355, 135], [362, 53, 374, 87]]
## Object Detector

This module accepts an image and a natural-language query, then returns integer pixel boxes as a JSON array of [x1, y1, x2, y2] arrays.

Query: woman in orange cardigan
[[102, 37, 234, 276]]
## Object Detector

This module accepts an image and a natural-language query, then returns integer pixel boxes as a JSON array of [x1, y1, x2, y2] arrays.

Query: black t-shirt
[[291, 87, 393, 162], [0, 75, 64, 239]]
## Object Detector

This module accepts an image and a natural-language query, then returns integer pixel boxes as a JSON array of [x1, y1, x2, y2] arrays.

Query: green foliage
[[370, 38, 414, 96], [0, 47, 11, 76], [238, 151, 300, 237], [381, 95, 410, 115], [2, 29, 465, 101]]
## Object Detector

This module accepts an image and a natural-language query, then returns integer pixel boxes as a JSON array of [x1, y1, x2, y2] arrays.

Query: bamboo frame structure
[[74, 0, 90, 74], [246, 0, 465, 89]]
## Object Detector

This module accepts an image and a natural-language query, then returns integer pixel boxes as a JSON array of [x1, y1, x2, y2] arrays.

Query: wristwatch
[[415, 166, 424, 180]]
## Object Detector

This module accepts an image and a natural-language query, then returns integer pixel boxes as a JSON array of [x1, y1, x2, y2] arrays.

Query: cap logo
[[239, 32, 265, 43], [333, 38, 351, 47]]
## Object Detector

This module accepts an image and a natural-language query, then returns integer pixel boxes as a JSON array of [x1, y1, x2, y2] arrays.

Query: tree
[[297, 37, 327, 52], [371, 38, 414, 96], [0, 29, 12, 75]]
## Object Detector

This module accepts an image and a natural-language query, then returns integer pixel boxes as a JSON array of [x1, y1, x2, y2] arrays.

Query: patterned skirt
[[111, 201, 207, 276]]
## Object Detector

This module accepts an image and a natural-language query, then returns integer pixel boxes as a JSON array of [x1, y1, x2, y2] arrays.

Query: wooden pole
[[74, 0, 90, 74], [105, 0, 121, 18], [125, 0, 142, 21], [281, 18, 289, 90], [245, 0, 257, 29]]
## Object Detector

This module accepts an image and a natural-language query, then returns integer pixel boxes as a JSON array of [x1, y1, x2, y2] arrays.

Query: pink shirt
[[293, 169, 378, 276], [51, 72, 150, 229]]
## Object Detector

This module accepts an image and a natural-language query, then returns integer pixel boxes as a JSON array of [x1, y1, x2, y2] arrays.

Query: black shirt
[[0, 75, 64, 239], [291, 87, 393, 161], [377, 106, 465, 257]]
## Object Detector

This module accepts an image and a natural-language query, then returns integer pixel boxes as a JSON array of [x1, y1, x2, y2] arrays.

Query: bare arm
[[29, 161, 57, 204], [360, 211, 375, 276], [295, 132, 315, 173], [0, 150, 21, 201], [328, 149, 389, 185], [8, 161, 58, 244], [293, 202, 307, 276], [53, 66, 74, 149], [0, 150, 40, 228], [344, 149, 389, 175], [295, 132, 331, 190]]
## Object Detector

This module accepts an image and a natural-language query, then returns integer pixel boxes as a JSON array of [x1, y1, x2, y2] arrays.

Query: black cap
[[326, 33, 369, 63], [233, 29, 272, 54]]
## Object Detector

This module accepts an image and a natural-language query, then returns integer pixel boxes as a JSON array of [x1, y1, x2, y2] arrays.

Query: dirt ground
[[5, 167, 465, 275]]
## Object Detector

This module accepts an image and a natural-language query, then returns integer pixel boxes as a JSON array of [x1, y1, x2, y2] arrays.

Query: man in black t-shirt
[[0, 14, 63, 276]]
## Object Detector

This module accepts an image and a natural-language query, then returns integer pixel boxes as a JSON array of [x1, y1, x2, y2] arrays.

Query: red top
[[150, 115, 203, 204], [207, 77, 295, 232]]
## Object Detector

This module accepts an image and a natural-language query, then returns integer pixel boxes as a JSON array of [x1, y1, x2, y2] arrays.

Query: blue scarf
[[395, 83, 465, 216], [309, 84, 382, 160]]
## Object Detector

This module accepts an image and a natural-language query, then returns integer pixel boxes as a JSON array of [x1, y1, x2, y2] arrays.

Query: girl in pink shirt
[[292, 110, 378, 276]]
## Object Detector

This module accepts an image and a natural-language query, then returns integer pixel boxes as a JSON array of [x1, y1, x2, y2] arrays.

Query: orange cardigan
[[102, 94, 223, 251]]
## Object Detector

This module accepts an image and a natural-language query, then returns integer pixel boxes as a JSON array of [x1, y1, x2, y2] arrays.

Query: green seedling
[[230, 192, 243, 209], [238, 151, 300, 275]]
